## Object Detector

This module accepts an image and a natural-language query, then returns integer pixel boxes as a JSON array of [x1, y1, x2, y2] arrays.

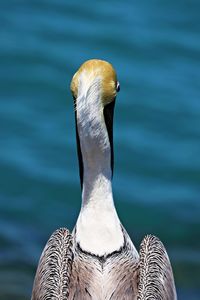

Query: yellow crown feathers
[[70, 59, 118, 106]]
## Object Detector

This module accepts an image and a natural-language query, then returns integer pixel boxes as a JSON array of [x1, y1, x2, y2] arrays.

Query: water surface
[[0, 1, 200, 299]]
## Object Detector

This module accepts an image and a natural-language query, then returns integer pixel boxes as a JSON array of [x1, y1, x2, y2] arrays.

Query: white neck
[[74, 74, 124, 256]]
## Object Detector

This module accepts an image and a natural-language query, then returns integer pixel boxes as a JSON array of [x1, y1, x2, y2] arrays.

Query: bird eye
[[116, 81, 120, 92]]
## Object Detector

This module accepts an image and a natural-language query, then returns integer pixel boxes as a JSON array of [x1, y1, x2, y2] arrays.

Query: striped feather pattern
[[138, 235, 177, 300], [31, 228, 73, 300], [31, 231, 177, 299]]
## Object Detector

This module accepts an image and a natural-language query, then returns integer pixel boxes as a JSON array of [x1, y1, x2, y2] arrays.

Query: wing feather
[[31, 228, 73, 300], [138, 235, 177, 300]]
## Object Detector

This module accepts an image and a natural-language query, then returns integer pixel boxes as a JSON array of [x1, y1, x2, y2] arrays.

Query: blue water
[[0, 0, 200, 299]]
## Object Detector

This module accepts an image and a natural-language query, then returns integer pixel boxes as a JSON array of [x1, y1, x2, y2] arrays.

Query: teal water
[[1, 0, 200, 299]]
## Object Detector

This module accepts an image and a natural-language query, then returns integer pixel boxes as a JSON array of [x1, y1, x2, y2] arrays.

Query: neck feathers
[[74, 74, 123, 256], [75, 74, 113, 188]]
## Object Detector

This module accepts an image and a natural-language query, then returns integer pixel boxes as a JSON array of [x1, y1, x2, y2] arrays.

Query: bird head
[[70, 59, 120, 106]]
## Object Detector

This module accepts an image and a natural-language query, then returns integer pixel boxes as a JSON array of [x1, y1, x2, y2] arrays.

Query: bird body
[[68, 229, 139, 300], [31, 59, 177, 300]]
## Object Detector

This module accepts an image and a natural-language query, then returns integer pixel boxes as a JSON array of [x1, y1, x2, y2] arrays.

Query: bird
[[31, 59, 177, 300]]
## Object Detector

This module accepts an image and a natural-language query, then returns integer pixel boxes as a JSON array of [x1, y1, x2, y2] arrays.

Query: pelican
[[31, 59, 177, 300]]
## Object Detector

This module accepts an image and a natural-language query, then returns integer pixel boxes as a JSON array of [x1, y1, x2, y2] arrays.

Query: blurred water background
[[0, 0, 200, 299]]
